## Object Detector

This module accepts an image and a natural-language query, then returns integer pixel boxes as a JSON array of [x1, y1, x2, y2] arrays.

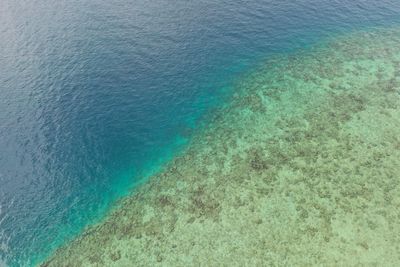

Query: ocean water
[[44, 27, 400, 266], [1, 1, 400, 266]]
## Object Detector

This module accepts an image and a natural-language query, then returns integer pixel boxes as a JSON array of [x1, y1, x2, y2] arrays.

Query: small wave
[[0, 198, 12, 267]]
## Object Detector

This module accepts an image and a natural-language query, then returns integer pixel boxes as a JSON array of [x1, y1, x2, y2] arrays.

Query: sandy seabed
[[43, 27, 400, 266]]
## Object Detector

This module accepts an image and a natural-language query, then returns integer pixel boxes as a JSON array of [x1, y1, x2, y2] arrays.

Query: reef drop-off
[[43, 28, 400, 266]]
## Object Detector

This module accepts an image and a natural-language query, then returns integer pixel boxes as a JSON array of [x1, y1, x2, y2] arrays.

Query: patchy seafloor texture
[[43, 28, 400, 266]]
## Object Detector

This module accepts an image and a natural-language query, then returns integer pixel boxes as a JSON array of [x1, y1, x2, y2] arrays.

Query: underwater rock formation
[[43, 28, 400, 266]]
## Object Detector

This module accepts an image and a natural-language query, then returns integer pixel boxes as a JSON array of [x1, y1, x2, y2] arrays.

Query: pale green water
[[43, 27, 400, 266]]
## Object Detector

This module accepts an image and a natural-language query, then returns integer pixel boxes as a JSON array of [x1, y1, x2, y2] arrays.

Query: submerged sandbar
[[43, 28, 400, 266]]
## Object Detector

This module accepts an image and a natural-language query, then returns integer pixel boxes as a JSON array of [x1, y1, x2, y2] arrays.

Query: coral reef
[[42, 28, 400, 266]]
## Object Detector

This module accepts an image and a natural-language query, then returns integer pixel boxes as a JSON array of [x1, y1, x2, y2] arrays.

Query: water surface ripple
[[1, 0, 400, 266]]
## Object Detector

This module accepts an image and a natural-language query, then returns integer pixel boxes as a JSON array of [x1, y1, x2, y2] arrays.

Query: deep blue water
[[1, 0, 400, 266]]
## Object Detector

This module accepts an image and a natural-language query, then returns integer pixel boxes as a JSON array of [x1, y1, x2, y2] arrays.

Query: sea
[[1, 0, 400, 266]]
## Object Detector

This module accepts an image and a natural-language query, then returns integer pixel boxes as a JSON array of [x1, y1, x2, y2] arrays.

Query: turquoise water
[[1, 1, 400, 266]]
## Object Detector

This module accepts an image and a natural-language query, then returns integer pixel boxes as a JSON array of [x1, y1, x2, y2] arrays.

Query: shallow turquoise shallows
[[1, 0, 400, 266]]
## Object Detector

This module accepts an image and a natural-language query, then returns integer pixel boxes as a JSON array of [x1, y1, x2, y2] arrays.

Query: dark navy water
[[1, 0, 400, 266]]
